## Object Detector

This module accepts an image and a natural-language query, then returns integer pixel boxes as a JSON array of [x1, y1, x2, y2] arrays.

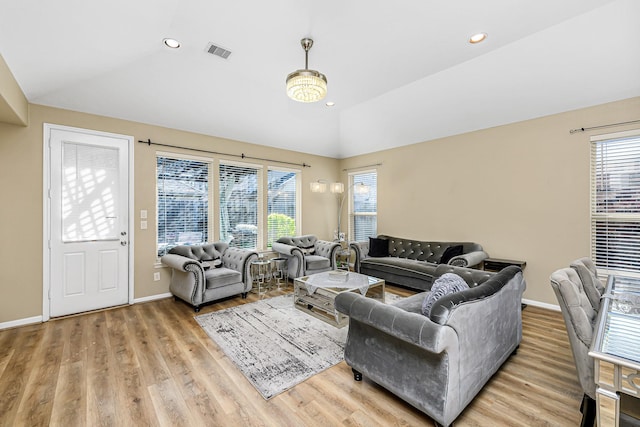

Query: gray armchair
[[271, 235, 341, 279], [570, 257, 605, 312], [335, 265, 525, 426], [549, 267, 597, 427], [161, 242, 257, 312]]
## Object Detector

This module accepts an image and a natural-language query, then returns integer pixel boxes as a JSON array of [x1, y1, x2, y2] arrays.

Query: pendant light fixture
[[286, 38, 327, 103]]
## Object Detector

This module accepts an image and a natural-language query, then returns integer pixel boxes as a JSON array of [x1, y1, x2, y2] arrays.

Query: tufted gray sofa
[[335, 265, 526, 427], [350, 235, 489, 291], [161, 242, 257, 312], [271, 235, 342, 279]]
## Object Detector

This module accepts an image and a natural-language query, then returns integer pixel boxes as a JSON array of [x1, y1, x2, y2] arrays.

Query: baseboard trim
[[522, 298, 560, 312], [134, 292, 172, 304], [0, 315, 43, 330]]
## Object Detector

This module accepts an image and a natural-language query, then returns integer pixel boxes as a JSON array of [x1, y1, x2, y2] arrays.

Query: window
[[156, 154, 211, 256], [591, 131, 640, 276], [219, 162, 262, 249], [349, 170, 377, 242], [267, 168, 299, 247]]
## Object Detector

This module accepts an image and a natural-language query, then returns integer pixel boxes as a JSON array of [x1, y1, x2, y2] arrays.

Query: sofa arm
[[161, 253, 204, 272], [335, 292, 457, 354], [314, 240, 341, 267], [272, 241, 302, 257], [272, 241, 304, 277], [349, 241, 370, 273], [448, 250, 488, 268], [161, 254, 206, 306]]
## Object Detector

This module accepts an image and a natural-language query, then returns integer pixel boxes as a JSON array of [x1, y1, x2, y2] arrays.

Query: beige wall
[[339, 96, 640, 305], [0, 54, 28, 126], [1, 97, 639, 324], [0, 104, 339, 324]]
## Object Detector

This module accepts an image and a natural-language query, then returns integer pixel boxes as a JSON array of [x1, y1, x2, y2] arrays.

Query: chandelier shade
[[286, 38, 327, 103]]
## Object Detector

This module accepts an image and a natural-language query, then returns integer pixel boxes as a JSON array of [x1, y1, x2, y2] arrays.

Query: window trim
[[267, 166, 302, 247], [590, 129, 640, 278], [218, 159, 264, 250], [155, 151, 214, 261], [348, 169, 378, 242]]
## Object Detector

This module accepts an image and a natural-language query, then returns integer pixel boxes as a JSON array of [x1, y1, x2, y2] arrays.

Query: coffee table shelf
[[294, 271, 384, 328]]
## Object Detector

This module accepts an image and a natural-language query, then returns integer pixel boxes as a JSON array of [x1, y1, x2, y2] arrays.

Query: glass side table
[[250, 259, 272, 297], [270, 257, 288, 289], [336, 248, 351, 271]]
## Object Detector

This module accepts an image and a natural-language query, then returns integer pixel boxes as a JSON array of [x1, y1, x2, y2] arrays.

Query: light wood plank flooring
[[0, 285, 582, 426]]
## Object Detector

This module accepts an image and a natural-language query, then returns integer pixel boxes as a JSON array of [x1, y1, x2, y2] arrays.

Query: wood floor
[[0, 285, 583, 426]]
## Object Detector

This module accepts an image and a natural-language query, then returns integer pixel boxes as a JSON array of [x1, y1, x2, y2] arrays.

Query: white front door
[[47, 127, 131, 317]]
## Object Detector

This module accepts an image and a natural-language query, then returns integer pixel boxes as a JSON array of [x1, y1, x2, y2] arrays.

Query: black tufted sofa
[[350, 235, 488, 291]]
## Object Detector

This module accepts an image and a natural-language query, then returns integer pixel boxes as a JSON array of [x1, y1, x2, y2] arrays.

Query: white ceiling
[[1, 0, 638, 158]]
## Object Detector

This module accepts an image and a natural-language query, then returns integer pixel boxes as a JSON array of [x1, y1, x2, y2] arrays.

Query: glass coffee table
[[294, 271, 385, 328]]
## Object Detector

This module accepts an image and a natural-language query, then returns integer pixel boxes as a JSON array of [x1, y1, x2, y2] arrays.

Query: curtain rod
[[138, 139, 311, 168], [342, 162, 382, 172], [569, 119, 640, 135]]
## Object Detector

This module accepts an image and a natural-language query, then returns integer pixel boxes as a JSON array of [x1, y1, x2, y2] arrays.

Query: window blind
[[350, 171, 377, 242], [219, 163, 260, 249], [157, 156, 210, 256], [591, 132, 640, 276], [267, 168, 298, 247]]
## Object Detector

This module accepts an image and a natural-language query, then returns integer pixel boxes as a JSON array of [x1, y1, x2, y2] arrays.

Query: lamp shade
[[329, 182, 344, 194], [310, 181, 327, 193], [286, 70, 327, 103]]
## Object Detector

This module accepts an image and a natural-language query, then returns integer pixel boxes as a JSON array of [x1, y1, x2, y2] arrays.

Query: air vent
[[205, 43, 232, 59]]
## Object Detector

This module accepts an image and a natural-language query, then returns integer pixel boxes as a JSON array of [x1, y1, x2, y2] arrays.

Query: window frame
[[348, 169, 378, 242], [267, 166, 301, 248], [590, 129, 640, 278], [155, 151, 214, 259], [218, 160, 264, 250]]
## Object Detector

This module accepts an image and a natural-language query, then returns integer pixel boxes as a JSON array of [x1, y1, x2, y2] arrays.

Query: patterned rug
[[195, 292, 404, 399]]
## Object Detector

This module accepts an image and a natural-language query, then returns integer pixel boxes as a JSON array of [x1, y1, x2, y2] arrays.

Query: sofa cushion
[[422, 273, 469, 317], [204, 267, 242, 288], [305, 255, 330, 270], [369, 237, 389, 257], [361, 257, 437, 281], [439, 245, 463, 264]]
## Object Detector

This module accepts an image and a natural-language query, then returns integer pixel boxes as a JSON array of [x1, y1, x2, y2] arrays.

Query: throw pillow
[[439, 245, 463, 264], [299, 245, 315, 255], [368, 237, 389, 257], [421, 273, 469, 317]]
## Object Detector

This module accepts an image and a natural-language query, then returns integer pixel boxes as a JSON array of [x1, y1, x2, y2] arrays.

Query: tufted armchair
[[549, 267, 597, 426], [161, 242, 258, 312], [271, 235, 342, 279]]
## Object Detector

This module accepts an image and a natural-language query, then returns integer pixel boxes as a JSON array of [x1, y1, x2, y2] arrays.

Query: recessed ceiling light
[[469, 33, 487, 44], [163, 38, 181, 49], [326, 101, 335, 107]]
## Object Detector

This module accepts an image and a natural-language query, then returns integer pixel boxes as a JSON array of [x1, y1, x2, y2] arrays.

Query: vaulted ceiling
[[1, 0, 638, 158]]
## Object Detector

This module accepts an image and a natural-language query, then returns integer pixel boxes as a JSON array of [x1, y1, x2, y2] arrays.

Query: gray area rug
[[195, 292, 405, 399]]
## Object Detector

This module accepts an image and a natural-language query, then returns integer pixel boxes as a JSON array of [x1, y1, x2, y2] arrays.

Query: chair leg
[[241, 292, 248, 299], [194, 306, 201, 313], [580, 394, 596, 427], [352, 368, 362, 381]]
